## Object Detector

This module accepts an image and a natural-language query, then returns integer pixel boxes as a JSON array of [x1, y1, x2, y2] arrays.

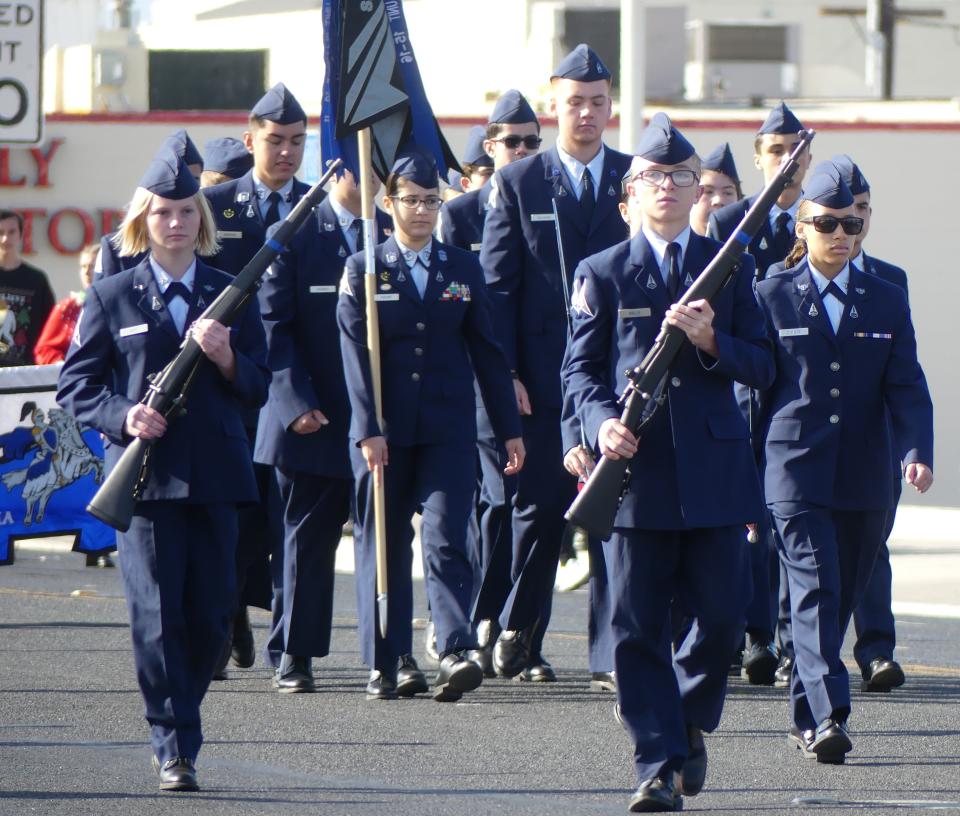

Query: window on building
[[707, 25, 788, 62], [562, 10, 620, 91], [148, 50, 267, 110]]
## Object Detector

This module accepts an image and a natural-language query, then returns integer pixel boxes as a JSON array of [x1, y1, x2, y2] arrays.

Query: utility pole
[[865, 0, 895, 99]]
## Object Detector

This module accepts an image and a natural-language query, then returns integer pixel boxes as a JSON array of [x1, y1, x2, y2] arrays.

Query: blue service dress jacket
[[202, 170, 311, 275], [56, 257, 270, 503], [254, 198, 392, 478], [440, 183, 492, 253], [337, 236, 521, 447], [480, 145, 632, 418], [755, 261, 933, 511], [94, 232, 145, 280], [708, 195, 793, 279], [562, 232, 775, 530]]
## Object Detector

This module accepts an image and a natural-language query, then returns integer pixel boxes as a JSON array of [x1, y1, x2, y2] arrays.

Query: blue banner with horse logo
[[0, 364, 113, 565]]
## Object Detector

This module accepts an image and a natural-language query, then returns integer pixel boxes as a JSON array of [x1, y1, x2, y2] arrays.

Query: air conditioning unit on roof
[[684, 20, 799, 102]]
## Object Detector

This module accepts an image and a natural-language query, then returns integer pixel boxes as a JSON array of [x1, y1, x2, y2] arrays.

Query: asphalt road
[[1, 549, 959, 815]]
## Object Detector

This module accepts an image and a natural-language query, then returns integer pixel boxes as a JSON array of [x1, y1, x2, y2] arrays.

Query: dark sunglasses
[[490, 135, 542, 150], [799, 215, 864, 235]]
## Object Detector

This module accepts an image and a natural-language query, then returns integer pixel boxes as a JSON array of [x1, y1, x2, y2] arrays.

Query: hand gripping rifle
[[564, 131, 814, 541], [87, 159, 343, 532]]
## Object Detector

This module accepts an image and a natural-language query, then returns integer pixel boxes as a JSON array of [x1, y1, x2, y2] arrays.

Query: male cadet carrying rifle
[[203, 83, 310, 673], [562, 114, 774, 812], [707, 101, 813, 686], [440, 89, 541, 675], [765, 154, 913, 694], [253, 167, 393, 693], [481, 44, 631, 681]]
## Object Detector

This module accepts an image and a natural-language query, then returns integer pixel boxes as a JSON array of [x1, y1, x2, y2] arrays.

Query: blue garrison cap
[[204, 137, 254, 179], [251, 82, 307, 124], [139, 148, 200, 199], [162, 129, 203, 169], [702, 142, 739, 182], [461, 126, 493, 168], [758, 101, 804, 135], [829, 153, 870, 195], [551, 43, 611, 82], [391, 149, 439, 189], [488, 89, 538, 126], [635, 113, 696, 164], [446, 169, 463, 190], [804, 162, 854, 209]]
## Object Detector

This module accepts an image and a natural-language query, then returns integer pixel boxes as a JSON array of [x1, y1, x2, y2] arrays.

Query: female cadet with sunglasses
[[338, 150, 525, 703], [754, 163, 933, 765]]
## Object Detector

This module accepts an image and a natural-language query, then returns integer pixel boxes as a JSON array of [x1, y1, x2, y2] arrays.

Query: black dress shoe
[[802, 718, 852, 764], [152, 756, 199, 792], [397, 654, 429, 697], [85, 552, 115, 568], [788, 724, 814, 754], [675, 724, 706, 796], [434, 651, 483, 702], [517, 656, 556, 682], [274, 654, 315, 693], [861, 657, 905, 692], [590, 671, 617, 692], [741, 640, 779, 686], [230, 607, 255, 669], [774, 654, 794, 688], [493, 627, 535, 678], [365, 669, 398, 700], [467, 647, 495, 678], [628, 776, 681, 812], [212, 634, 231, 682], [423, 619, 440, 667]]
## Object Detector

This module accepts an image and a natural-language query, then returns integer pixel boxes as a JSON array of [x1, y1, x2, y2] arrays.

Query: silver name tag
[[216, 230, 243, 240], [119, 323, 149, 337], [309, 285, 337, 294], [470, 243, 483, 252], [619, 308, 652, 319], [779, 328, 810, 338], [374, 293, 400, 302], [530, 213, 555, 222]]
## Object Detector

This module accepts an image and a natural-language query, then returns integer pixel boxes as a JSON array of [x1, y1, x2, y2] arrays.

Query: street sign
[[0, 1, 43, 145]]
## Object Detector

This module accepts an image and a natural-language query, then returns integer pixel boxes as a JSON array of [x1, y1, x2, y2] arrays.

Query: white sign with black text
[[0, 1, 43, 144]]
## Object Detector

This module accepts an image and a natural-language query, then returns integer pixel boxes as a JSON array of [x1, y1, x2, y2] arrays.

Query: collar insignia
[[646, 274, 658, 290], [849, 305, 859, 319], [808, 303, 819, 317], [223, 208, 235, 219], [237, 191, 250, 204]]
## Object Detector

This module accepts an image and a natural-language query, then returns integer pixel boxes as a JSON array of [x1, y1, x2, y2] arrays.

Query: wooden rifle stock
[[565, 132, 814, 540], [87, 159, 343, 532]]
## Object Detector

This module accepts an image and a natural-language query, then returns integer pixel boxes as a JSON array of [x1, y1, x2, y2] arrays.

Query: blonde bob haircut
[[113, 188, 221, 258]]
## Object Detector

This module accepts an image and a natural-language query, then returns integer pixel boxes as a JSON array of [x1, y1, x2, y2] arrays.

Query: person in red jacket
[[34, 243, 100, 365]]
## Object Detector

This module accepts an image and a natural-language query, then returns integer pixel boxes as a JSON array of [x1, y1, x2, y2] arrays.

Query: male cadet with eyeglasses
[[253, 166, 392, 693], [707, 102, 813, 687], [96, 130, 205, 280], [563, 114, 773, 812], [203, 83, 311, 674], [481, 45, 631, 682], [765, 154, 913, 695], [440, 89, 542, 675]]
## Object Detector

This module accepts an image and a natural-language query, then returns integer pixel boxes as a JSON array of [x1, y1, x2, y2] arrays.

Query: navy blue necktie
[[264, 191, 282, 228], [665, 242, 682, 300], [579, 169, 595, 223]]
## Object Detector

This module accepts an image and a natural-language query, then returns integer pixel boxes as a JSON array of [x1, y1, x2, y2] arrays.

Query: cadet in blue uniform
[[203, 83, 311, 670], [56, 150, 269, 792], [563, 114, 774, 812], [708, 104, 814, 685], [481, 44, 631, 681], [201, 137, 254, 188], [95, 130, 204, 281], [690, 142, 741, 237], [439, 89, 541, 675], [254, 167, 392, 693], [755, 165, 933, 764], [765, 155, 912, 694], [338, 151, 524, 702]]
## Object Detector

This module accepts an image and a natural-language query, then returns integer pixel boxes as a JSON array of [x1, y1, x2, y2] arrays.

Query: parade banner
[[320, 0, 459, 182], [0, 364, 113, 565]]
